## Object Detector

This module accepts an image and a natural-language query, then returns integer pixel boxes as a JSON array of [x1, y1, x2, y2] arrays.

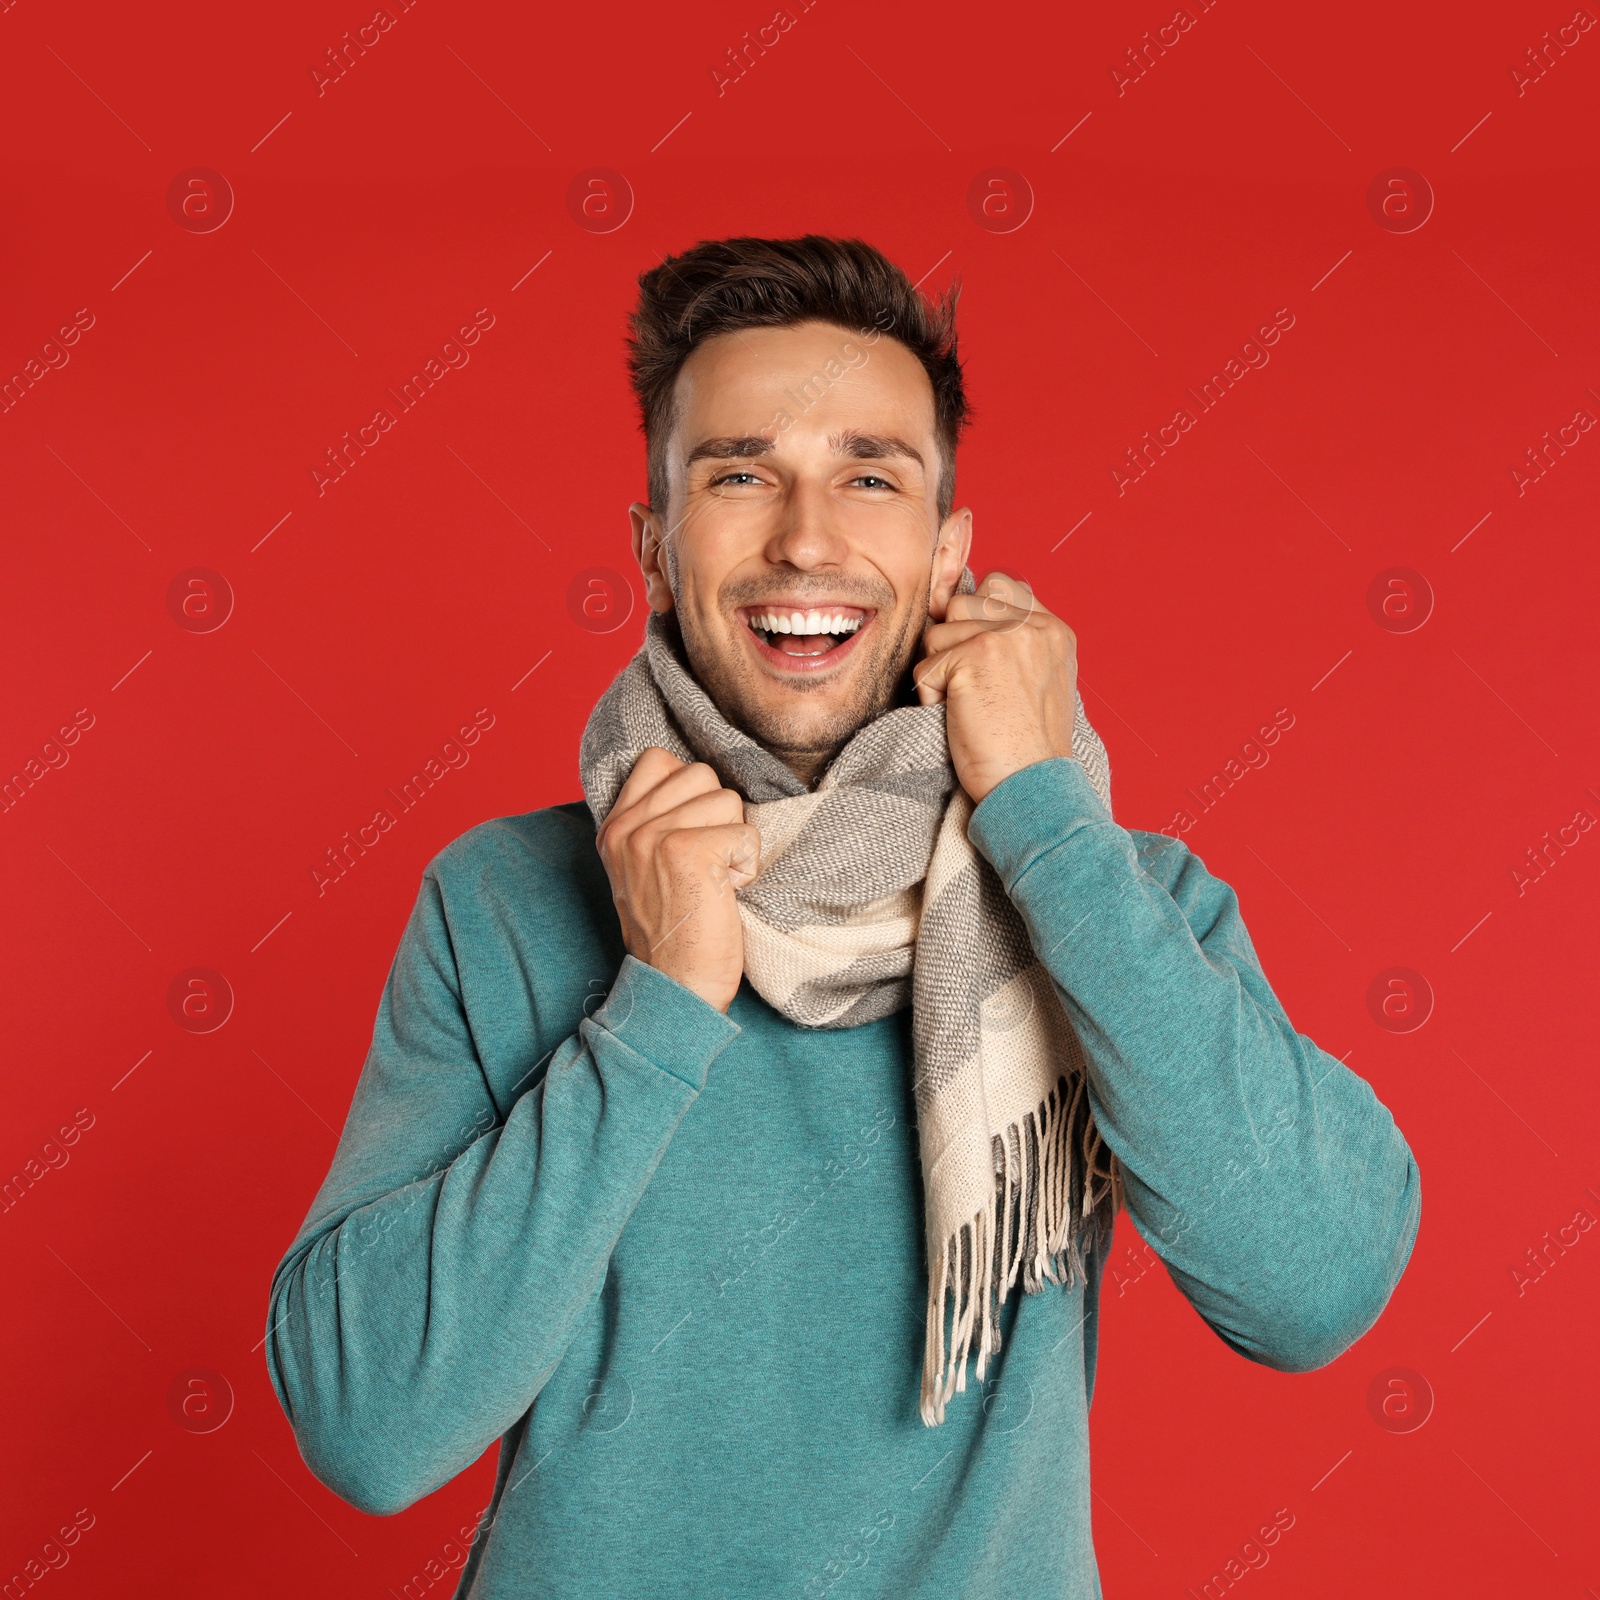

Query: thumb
[[913, 648, 954, 706], [704, 823, 761, 891]]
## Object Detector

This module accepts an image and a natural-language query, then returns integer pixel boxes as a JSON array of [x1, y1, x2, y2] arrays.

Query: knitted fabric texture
[[579, 587, 1121, 1425]]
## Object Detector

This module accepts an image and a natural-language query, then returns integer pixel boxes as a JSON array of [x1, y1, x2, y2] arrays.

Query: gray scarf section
[[579, 580, 1121, 1424]]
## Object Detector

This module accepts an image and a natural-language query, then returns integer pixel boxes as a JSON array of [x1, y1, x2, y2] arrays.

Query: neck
[[772, 744, 838, 789]]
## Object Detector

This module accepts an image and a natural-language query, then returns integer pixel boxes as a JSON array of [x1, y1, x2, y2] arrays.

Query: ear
[[927, 507, 973, 622], [630, 502, 675, 614]]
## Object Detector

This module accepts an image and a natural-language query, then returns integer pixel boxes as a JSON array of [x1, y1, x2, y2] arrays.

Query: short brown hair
[[626, 235, 968, 521]]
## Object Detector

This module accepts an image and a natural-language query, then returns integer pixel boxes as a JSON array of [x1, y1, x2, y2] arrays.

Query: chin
[[678, 603, 916, 760], [734, 679, 877, 754]]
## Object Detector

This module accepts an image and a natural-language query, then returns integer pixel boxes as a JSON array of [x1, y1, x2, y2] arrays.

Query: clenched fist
[[913, 572, 1079, 804], [595, 748, 760, 1014]]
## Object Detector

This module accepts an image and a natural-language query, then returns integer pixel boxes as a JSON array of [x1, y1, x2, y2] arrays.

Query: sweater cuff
[[967, 756, 1115, 890], [585, 955, 742, 1092]]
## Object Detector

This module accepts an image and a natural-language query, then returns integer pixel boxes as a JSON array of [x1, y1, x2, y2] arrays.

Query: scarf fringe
[[920, 1074, 1120, 1426]]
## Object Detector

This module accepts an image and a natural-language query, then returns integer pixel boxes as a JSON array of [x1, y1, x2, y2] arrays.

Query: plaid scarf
[[579, 586, 1120, 1425]]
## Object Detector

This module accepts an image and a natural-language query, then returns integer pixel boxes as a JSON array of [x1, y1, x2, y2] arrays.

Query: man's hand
[[913, 572, 1079, 805], [595, 748, 759, 1014]]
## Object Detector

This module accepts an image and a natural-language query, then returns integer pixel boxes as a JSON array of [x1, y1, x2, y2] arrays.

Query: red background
[[3, 0, 1597, 1594]]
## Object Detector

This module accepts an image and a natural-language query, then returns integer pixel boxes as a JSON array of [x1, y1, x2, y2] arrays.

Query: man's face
[[630, 319, 971, 781]]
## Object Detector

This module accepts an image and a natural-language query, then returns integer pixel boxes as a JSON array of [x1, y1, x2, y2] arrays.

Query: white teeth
[[748, 610, 863, 636]]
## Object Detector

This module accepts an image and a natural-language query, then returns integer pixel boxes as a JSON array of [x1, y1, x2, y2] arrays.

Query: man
[[266, 236, 1420, 1598]]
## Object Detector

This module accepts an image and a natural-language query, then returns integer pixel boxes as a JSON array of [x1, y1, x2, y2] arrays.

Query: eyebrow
[[830, 431, 925, 470], [683, 435, 773, 470], [682, 431, 926, 473]]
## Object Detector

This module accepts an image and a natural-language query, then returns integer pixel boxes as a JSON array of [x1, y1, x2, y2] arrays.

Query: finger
[[602, 756, 726, 857], [922, 617, 1014, 657], [612, 754, 723, 827], [610, 747, 687, 817], [608, 781, 731, 861], [976, 570, 1035, 608], [972, 569, 1036, 617], [944, 592, 1035, 626], [950, 575, 1049, 628], [635, 787, 747, 842]]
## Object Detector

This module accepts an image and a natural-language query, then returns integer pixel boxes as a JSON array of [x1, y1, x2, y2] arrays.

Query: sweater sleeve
[[263, 865, 741, 1516], [967, 757, 1421, 1372]]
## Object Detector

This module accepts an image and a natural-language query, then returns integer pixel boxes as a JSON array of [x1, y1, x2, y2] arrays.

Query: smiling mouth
[[738, 605, 873, 669]]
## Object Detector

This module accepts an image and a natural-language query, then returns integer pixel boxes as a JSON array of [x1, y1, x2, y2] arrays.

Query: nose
[[764, 475, 849, 573]]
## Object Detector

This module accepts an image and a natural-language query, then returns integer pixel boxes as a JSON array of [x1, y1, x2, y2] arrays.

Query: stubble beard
[[671, 586, 929, 782]]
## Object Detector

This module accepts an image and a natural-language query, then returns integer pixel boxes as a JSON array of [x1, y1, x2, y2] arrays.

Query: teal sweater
[[265, 756, 1420, 1599]]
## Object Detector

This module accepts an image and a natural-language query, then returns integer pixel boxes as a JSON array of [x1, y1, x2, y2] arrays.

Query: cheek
[[668, 506, 747, 598], [852, 500, 941, 582], [864, 593, 928, 673], [838, 515, 934, 601]]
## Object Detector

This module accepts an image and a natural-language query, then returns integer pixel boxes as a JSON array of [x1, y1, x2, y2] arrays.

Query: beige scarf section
[[579, 585, 1121, 1425]]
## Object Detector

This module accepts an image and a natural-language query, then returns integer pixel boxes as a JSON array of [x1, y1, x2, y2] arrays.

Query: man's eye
[[850, 474, 895, 490], [710, 471, 763, 487]]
